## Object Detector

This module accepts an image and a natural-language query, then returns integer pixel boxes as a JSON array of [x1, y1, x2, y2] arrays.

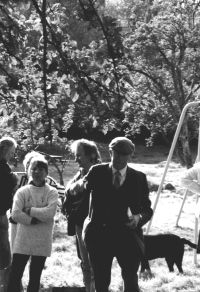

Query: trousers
[[85, 225, 141, 292], [7, 253, 46, 292], [76, 225, 95, 292], [0, 215, 11, 269]]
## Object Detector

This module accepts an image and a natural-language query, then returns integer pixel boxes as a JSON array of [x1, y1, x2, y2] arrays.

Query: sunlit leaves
[[122, 0, 200, 146]]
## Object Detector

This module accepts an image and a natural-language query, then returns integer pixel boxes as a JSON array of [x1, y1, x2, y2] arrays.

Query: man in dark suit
[[82, 137, 153, 292]]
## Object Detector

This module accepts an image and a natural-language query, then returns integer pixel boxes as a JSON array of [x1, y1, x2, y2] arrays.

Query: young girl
[[7, 156, 58, 292]]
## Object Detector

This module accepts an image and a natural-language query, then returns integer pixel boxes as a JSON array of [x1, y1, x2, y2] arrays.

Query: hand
[[69, 179, 85, 195], [9, 216, 17, 224], [23, 207, 31, 215], [31, 217, 41, 225], [125, 214, 140, 230]]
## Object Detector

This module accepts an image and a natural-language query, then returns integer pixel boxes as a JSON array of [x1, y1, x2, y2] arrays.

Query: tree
[[0, 0, 128, 144], [32, 0, 129, 136], [122, 0, 200, 167]]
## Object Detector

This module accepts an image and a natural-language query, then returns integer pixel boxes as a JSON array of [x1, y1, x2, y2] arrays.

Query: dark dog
[[140, 233, 197, 274]]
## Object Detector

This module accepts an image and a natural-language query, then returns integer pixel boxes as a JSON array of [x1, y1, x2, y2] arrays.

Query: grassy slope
[[14, 143, 200, 291]]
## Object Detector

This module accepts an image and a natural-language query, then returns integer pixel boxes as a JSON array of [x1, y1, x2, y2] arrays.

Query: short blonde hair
[[23, 151, 44, 172]]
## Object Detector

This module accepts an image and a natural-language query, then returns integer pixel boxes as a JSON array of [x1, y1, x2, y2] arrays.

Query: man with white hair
[[62, 139, 101, 292]]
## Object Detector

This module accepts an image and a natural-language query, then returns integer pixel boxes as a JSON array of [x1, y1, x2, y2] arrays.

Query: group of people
[[62, 137, 153, 292], [1, 135, 200, 292], [0, 137, 64, 292]]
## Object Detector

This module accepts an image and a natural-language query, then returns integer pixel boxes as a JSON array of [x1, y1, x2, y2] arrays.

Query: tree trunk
[[175, 118, 193, 168]]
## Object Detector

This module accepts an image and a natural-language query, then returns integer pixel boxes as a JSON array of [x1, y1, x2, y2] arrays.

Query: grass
[[11, 143, 200, 291]]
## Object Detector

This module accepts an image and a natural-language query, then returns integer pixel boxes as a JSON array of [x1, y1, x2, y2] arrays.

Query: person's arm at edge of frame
[[180, 165, 200, 195]]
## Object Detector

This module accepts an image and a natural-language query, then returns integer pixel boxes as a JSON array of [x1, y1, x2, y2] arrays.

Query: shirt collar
[[112, 165, 127, 177]]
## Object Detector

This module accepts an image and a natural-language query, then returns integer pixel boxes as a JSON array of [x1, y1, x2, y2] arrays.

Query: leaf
[[85, 95, 91, 101], [71, 91, 79, 102], [105, 77, 111, 87]]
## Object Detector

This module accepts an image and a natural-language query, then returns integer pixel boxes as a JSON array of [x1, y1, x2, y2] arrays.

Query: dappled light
[[1, 0, 200, 291]]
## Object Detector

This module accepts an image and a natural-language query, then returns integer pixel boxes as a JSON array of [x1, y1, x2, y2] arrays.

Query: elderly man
[[81, 137, 153, 292], [62, 139, 101, 292]]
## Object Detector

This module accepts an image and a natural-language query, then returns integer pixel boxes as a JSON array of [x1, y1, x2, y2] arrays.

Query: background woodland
[[1, 0, 200, 168]]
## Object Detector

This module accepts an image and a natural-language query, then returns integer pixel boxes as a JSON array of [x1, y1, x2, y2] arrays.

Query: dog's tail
[[181, 238, 197, 249]]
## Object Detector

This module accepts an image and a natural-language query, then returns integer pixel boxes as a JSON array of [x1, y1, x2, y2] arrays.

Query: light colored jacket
[[12, 183, 58, 257], [180, 162, 200, 194]]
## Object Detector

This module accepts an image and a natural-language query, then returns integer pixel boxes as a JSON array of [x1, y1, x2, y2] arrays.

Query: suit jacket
[[84, 163, 153, 234]]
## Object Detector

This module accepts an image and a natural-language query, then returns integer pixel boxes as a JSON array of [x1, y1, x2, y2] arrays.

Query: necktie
[[113, 171, 121, 188]]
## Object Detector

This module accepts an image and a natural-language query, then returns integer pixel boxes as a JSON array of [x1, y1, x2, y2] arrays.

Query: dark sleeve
[[66, 171, 82, 188], [83, 165, 96, 191], [62, 171, 82, 215], [0, 163, 19, 214], [62, 189, 73, 215], [132, 172, 153, 228]]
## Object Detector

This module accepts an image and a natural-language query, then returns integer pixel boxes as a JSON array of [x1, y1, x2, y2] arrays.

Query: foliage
[[0, 0, 129, 147], [118, 0, 200, 166], [1, 0, 200, 167]]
